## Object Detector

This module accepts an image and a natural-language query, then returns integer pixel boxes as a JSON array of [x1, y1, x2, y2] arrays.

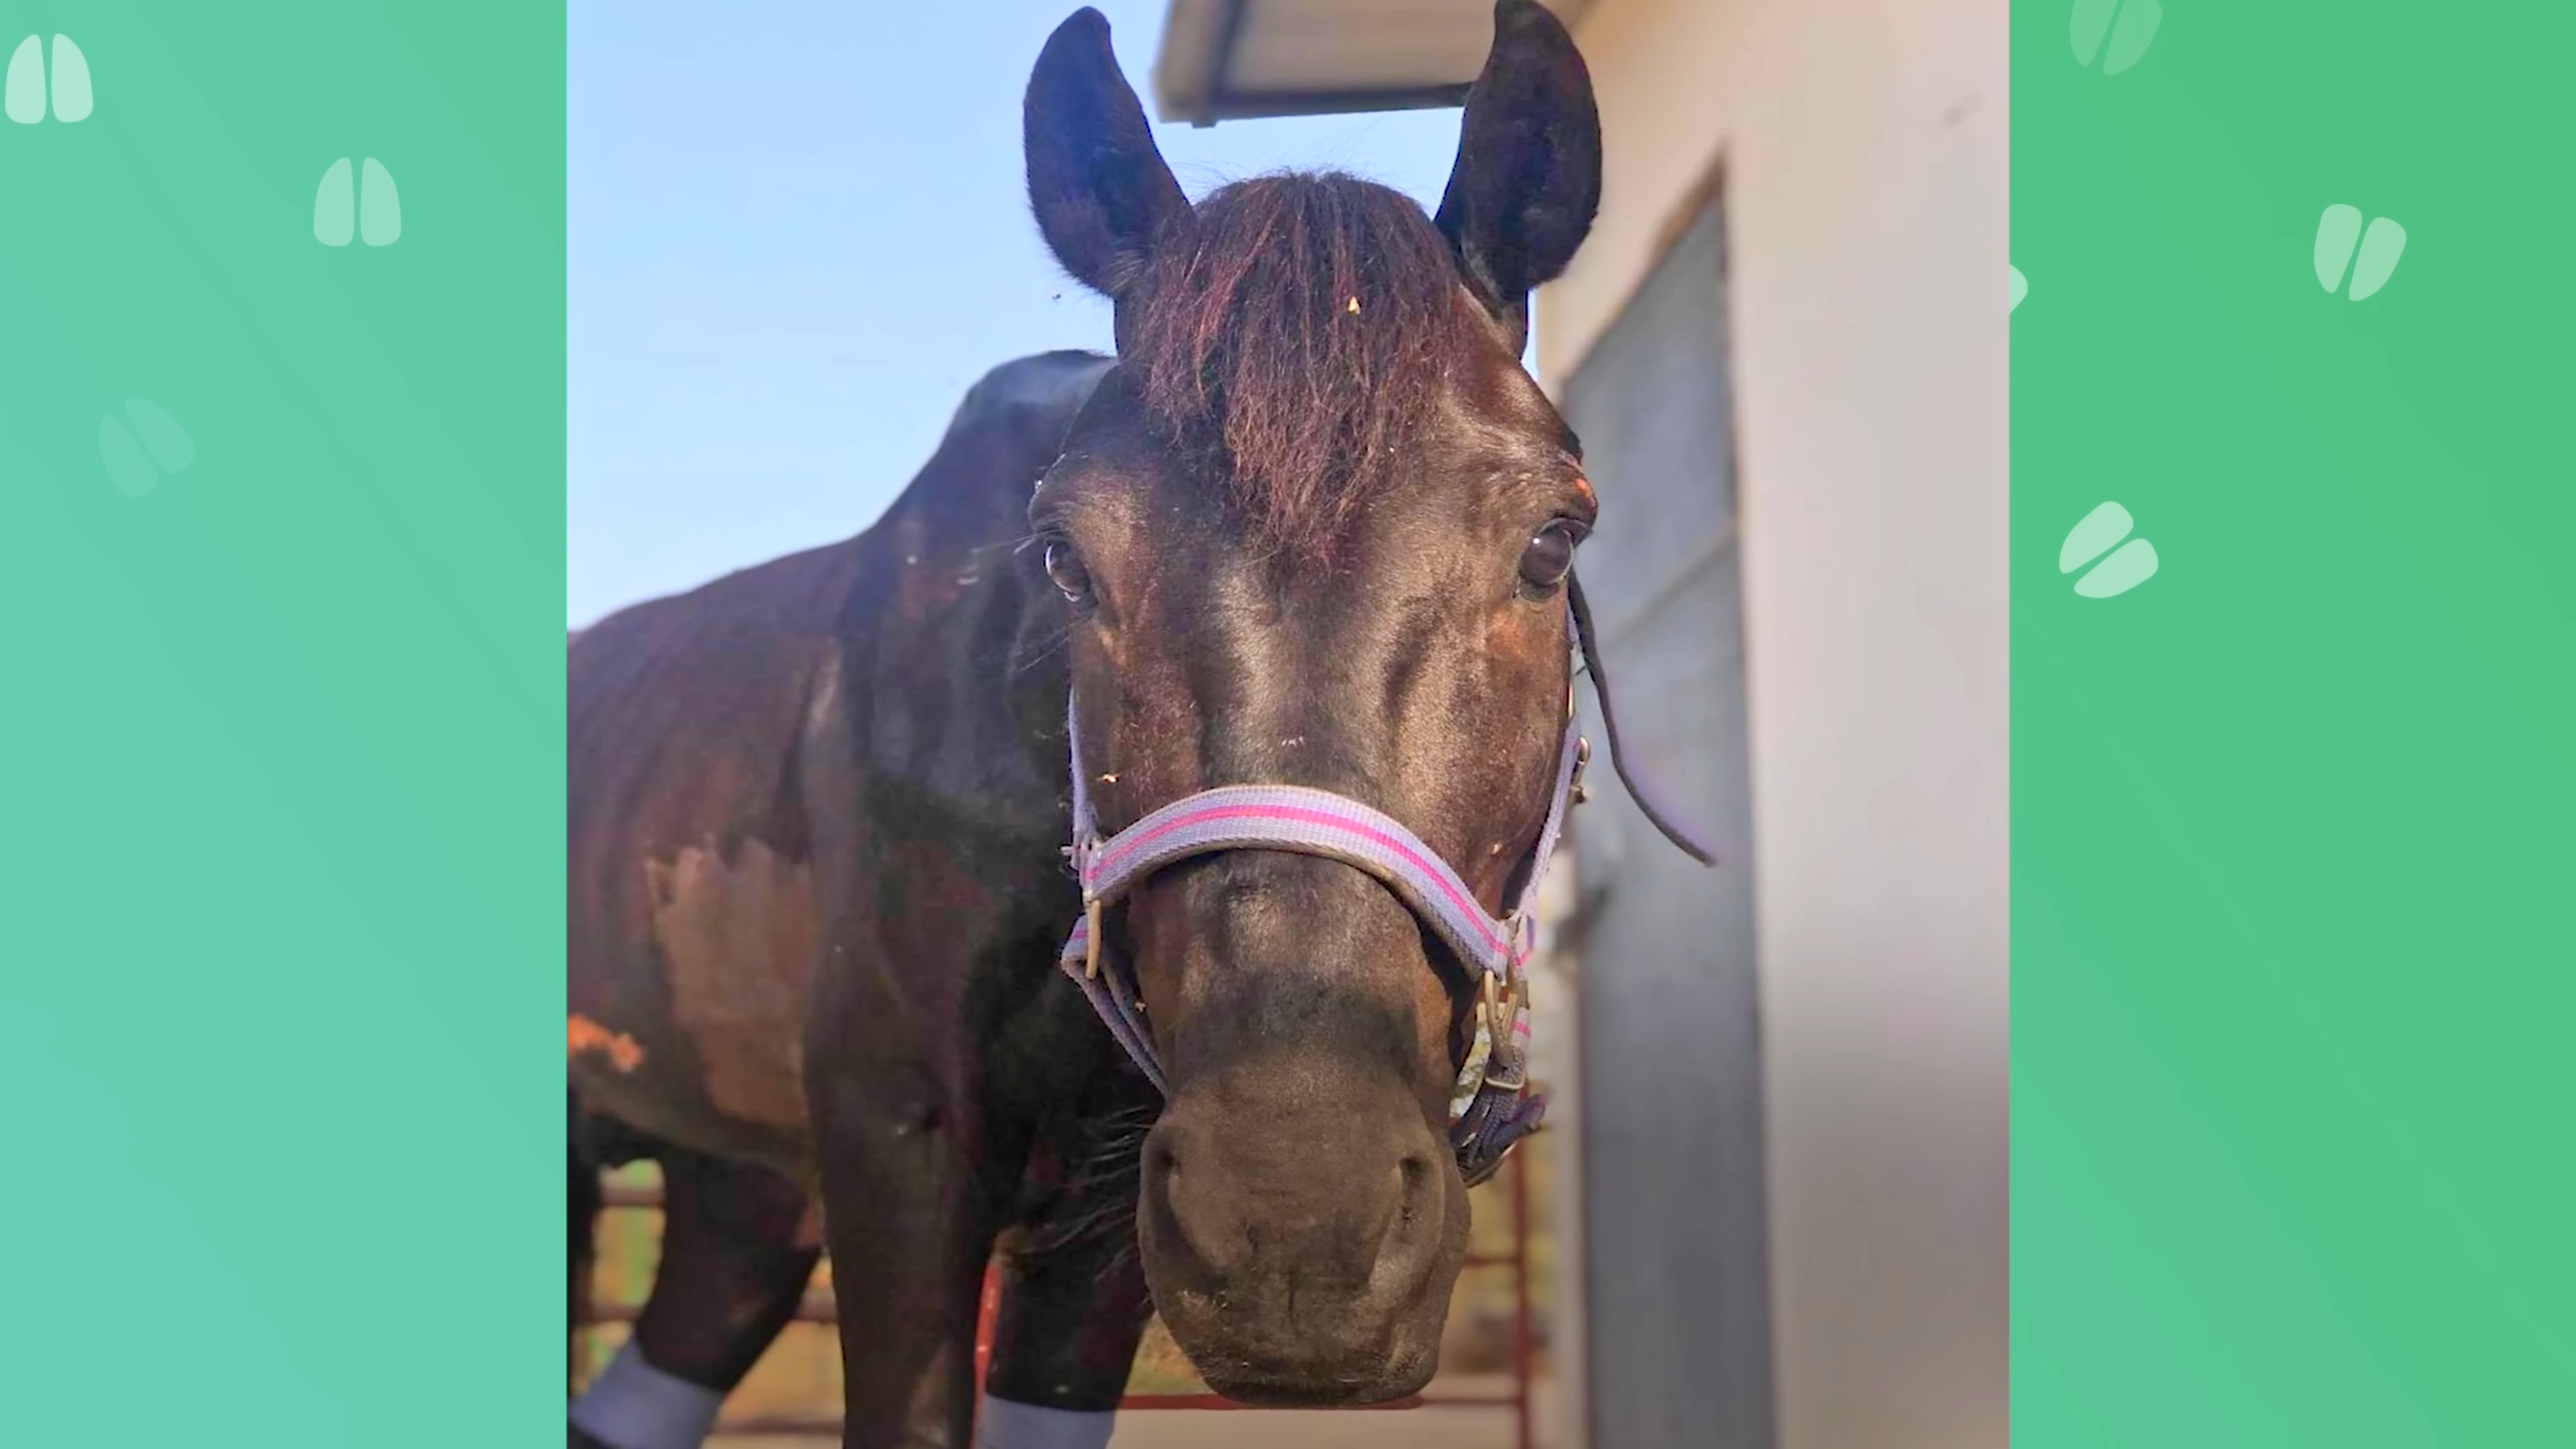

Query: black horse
[[569, 4, 1623, 1444]]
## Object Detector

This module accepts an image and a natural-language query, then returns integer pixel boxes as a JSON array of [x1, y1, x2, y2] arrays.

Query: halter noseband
[[1055, 577, 1713, 1186]]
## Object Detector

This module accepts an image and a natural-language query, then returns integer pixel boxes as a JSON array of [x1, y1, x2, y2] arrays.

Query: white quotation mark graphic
[[2060, 502, 2159, 598], [315, 157, 402, 247], [5, 34, 91, 123], [2069, 0, 2161, 75], [2314, 205, 2406, 302]]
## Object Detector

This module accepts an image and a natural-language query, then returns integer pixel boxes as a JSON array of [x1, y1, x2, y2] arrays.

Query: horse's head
[[1021, 1, 1602, 1405]]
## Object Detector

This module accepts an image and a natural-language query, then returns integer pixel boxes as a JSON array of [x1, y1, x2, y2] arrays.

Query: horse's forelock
[[1128, 172, 1483, 564]]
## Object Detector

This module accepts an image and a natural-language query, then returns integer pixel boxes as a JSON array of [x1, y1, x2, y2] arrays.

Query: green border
[[2016, 3, 2576, 1444], [2, 5, 562, 1442], [12, 3, 2575, 1440]]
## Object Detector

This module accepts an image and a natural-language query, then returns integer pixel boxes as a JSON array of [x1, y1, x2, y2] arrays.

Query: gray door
[[1560, 194, 1774, 1449]]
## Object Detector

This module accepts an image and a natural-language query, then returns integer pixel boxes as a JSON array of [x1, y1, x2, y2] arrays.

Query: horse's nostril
[[1397, 1152, 1434, 1226], [1145, 1134, 1182, 1193]]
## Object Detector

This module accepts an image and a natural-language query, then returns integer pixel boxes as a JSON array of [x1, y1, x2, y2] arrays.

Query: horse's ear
[[1434, 0, 1603, 352], [1025, 9, 1192, 299]]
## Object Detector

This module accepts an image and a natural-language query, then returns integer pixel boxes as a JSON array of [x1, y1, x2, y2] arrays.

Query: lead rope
[[1566, 572, 1719, 866]]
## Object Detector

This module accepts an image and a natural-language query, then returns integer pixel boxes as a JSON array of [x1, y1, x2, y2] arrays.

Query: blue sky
[[569, 1, 1470, 627]]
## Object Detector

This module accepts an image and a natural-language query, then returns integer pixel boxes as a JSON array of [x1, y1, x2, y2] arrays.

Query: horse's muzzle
[[1136, 1081, 1462, 1404]]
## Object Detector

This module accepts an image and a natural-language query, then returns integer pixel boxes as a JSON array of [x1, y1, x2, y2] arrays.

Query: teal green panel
[[1, 4, 563, 1443], [2016, 2, 2576, 1444]]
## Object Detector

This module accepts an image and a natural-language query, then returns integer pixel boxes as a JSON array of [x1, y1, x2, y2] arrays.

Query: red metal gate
[[582, 1152, 1538, 1447]]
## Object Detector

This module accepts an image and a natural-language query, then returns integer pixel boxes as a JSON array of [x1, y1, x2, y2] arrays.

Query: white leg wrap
[[976, 1396, 1118, 1449], [569, 1340, 726, 1449]]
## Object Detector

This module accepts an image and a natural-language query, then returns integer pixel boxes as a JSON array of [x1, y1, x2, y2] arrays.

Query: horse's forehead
[[1081, 369, 1553, 511]]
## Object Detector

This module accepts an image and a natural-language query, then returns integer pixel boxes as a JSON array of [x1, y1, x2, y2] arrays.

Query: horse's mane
[[1128, 171, 1483, 563]]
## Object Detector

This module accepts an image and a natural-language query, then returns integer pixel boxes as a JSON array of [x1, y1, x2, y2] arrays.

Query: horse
[[567, 5, 1697, 1446]]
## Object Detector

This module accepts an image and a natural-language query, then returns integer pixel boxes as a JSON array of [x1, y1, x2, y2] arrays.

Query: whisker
[[1012, 626, 1075, 677], [1020, 1103, 1155, 1265]]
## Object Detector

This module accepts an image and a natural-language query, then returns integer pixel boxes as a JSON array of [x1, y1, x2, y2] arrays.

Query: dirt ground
[[707, 1375, 1560, 1449]]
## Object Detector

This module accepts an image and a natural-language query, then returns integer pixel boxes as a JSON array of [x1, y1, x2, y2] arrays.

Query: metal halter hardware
[[1055, 578, 1714, 1186]]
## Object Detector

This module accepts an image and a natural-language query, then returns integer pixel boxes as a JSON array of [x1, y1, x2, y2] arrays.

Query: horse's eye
[[1042, 539, 1093, 606], [1517, 521, 1584, 595]]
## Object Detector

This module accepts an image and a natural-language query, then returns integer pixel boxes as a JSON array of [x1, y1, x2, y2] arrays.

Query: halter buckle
[[1083, 896, 1105, 980], [1477, 972, 1531, 1093]]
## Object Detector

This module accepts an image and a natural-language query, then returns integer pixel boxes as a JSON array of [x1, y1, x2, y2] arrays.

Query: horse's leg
[[571, 1138, 601, 1395], [570, 1091, 633, 1398], [811, 1060, 1024, 1449], [970, 1069, 1157, 1449], [977, 1195, 1152, 1448], [569, 1145, 820, 1449]]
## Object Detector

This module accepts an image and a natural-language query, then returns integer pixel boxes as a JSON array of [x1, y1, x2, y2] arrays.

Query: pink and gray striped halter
[[1056, 576, 1715, 1186]]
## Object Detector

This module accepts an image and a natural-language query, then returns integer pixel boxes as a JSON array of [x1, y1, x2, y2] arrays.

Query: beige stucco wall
[[1538, 1, 2008, 1447]]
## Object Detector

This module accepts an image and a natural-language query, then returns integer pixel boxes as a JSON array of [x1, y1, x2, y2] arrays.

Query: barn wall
[[1538, 2, 2008, 1448], [1559, 191, 1774, 1449]]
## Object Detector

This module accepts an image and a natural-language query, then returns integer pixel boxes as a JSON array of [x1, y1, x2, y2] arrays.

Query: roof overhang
[[1151, 0, 1595, 126]]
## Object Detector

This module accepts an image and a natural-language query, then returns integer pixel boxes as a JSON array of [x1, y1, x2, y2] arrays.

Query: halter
[[1055, 575, 1714, 1186]]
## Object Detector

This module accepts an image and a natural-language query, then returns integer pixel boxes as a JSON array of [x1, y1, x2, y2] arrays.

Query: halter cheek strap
[[1055, 588, 1713, 1185]]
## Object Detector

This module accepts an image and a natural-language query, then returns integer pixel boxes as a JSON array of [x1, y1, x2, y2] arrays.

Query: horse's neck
[[839, 528, 1071, 863], [833, 350, 1110, 869]]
